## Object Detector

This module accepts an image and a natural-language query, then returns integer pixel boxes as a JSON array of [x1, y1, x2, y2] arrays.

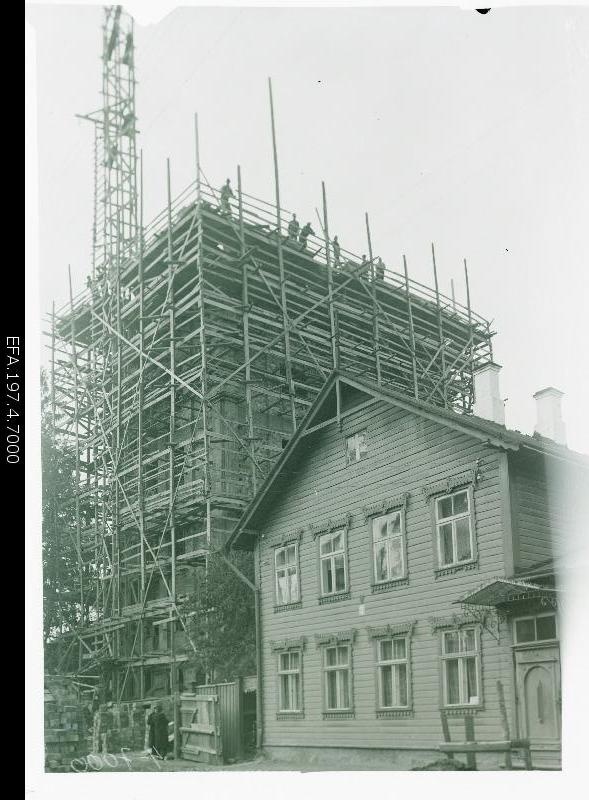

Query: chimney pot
[[533, 387, 566, 445], [473, 362, 505, 426]]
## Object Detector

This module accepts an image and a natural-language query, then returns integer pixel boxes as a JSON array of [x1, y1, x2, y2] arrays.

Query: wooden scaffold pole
[[238, 165, 258, 495], [138, 150, 146, 699], [166, 157, 181, 758], [321, 182, 338, 370], [268, 77, 297, 433], [464, 258, 475, 411], [67, 265, 85, 670], [365, 213, 382, 384], [403, 255, 419, 400], [431, 243, 447, 407], [194, 113, 212, 548]]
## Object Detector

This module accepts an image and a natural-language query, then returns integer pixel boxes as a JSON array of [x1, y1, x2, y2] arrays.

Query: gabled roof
[[227, 370, 588, 551]]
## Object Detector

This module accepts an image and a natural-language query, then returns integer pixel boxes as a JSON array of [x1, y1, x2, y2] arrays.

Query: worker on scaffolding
[[219, 179, 234, 216], [287, 214, 300, 242], [299, 222, 315, 249], [375, 256, 385, 282], [331, 235, 341, 267]]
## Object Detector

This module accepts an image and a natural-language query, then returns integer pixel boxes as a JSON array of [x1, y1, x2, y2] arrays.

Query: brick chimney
[[533, 387, 566, 445], [473, 362, 505, 425]]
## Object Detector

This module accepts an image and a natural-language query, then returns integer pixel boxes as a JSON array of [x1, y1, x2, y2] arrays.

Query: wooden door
[[179, 692, 223, 764], [515, 646, 561, 755]]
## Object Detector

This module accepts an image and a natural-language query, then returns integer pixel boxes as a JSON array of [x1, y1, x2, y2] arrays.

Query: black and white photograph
[[25, 0, 589, 794]]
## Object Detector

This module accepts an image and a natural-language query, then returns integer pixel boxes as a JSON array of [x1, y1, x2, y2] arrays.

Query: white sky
[[26, 2, 589, 450]]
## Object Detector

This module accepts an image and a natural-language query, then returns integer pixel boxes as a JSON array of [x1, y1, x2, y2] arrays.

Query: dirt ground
[[68, 750, 296, 773]]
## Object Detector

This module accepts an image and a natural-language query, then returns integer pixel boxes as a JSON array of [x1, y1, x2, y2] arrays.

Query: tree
[[183, 551, 256, 682], [41, 369, 83, 670]]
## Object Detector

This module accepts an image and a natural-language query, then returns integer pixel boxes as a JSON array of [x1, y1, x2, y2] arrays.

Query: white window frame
[[372, 510, 406, 584], [277, 649, 303, 713], [440, 627, 481, 708], [435, 488, 474, 568], [376, 636, 410, 710], [345, 430, 368, 465], [323, 643, 353, 711], [513, 612, 558, 645], [319, 528, 348, 597], [274, 542, 300, 606]]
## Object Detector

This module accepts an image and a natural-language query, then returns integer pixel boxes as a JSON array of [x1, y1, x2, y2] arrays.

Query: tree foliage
[[41, 369, 82, 664], [183, 551, 256, 682]]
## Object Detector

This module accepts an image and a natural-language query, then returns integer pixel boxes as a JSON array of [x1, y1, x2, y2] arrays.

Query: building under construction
[[46, 6, 494, 702]]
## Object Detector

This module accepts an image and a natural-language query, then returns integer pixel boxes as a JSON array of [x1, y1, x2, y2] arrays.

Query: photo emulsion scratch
[[27, 2, 589, 781]]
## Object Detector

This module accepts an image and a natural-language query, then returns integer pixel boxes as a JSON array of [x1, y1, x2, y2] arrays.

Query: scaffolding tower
[[45, 10, 495, 702]]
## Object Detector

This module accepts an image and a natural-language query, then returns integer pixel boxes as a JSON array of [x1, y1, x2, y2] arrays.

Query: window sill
[[441, 706, 483, 716], [273, 601, 302, 613], [371, 577, 409, 594], [276, 712, 304, 721], [318, 591, 351, 606], [434, 560, 478, 579], [376, 708, 413, 719], [322, 711, 355, 720]]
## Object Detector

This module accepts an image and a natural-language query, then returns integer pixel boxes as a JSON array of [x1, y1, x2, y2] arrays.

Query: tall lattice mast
[[81, 5, 138, 280]]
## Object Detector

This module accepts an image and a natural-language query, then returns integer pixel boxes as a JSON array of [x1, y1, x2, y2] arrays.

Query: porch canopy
[[456, 578, 558, 608]]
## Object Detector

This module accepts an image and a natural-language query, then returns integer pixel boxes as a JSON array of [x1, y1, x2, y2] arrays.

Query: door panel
[[523, 665, 558, 741], [515, 646, 560, 745]]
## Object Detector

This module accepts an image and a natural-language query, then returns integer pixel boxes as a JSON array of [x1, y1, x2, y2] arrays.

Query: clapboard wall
[[254, 398, 518, 759]]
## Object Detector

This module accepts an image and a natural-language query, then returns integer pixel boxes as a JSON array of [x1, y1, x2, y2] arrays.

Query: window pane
[[389, 536, 404, 577], [285, 544, 296, 564], [290, 651, 300, 670], [321, 558, 333, 594], [444, 631, 459, 654], [327, 671, 338, 708], [380, 665, 393, 707], [334, 555, 346, 591], [455, 518, 472, 561], [515, 618, 536, 643], [276, 549, 286, 567], [291, 674, 300, 710], [437, 496, 453, 519], [279, 652, 289, 671], [346, 438, 357, 464], [396, 663, 408, 706], [332, 532, 343, 552], [439, 523, 454, 565], [462, 628, 476, 652], [340, 669, 350, 708], [280, 674, 290, 709], [393, 637, 406, 660], [536, 615, 556, 641], [289, 569, 299, 602], [337, 645, 349, 665], [379, 640, 393, 662], [320, 536, 332, 555], [388, 513, 401, 535], [445, 659, 460, 705], [326, 647, 337, 667], [357, 433, 368, 459], [452, 491, 469, 515], [374, 542, 388, 581], [373, 517, 388, 541], [465, 657, 478, 704], [277, 573, 288, 605]]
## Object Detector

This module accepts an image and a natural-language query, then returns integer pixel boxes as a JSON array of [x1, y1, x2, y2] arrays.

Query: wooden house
[[228, 370, 587, 769]]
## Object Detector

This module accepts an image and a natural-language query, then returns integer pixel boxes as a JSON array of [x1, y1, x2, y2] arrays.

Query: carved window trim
[[368, 622, 416, 715], [273, 537, 302, 608], [272, 638, 306, 719]]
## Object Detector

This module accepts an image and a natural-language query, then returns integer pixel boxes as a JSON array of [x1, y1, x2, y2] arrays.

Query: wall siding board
[[257, 400, 519, 752]]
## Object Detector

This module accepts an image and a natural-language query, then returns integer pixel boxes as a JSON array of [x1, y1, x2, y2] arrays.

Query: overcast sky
[[26, 3, 589, 451]]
